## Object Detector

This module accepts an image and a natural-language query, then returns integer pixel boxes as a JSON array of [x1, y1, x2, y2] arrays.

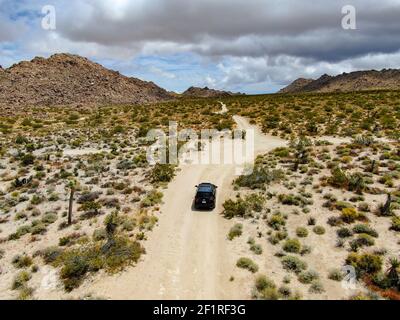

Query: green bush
[[150, 164, 175, 183], [141, 190, 163, 208], [234, 166, 284, 189], [281, 256, 307, 274], [250, 244, 263, 255], [328, 269, 344, 281], [345, 253, 382, 277], [12, 255, 33, 269], [349, 234, 375, 251], [391, 216, 400, 231], [93, 229, 107, 241], [12, 271, 31, 290], [352, 224, 378, 238], [40, 247, 63, 264], [298, 270, 319, 284], [313, 226, 326, 235], [309, 280, 325, 294], [282, 239, 301, 253], [228, 224, 243, 240], [222, 199, 246, 219], [41, 213, 58, 225], [56, 236, 144, 291], [268, 213, 286, 230], [236, 258, 259, 273], [255, 275, 276, 291], [341, 208, 360, 223], [296, 227, 308, 238], [337, 227, 353, 238]]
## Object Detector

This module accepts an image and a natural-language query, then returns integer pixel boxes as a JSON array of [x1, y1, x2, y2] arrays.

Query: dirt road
[[72, 115, 286, 300]]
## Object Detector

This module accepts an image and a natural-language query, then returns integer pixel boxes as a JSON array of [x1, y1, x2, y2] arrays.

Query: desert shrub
[[236, 258, 259, 273], [17, 285, 34, 300], [309, 281, 325, 294], [30, 221, 47, 235], [55, 236, 144, 291], [349, 234, 375, 251], [12, 271, 31, 290], [255, 275, 276, 291], [335, 201, 354, 210], [256, 287, 281, 300], [30, 195, 43, 205], [21, 154, 35, 166], [313, 226, 325, 235], [92, 229, 107, 241], [345, 253, 383, 277], [341, 208, 360, 223], [278, 194, 312, 207], [38, 246, 63, 264], [250, 244, 263, 255], [228, 224, 243, 240], [296, 227, 308, 238], [12, 255, 33, 269], [298, 270, 319, 284], [337, 227, 353, 238], [222, 194, 264, 219], [328, 269, 344, 281], [268, 231, 288, 244], [327, 216, 343, 227], [141, 190, 163, 208], [281, 256, 307, 274], [150, 164, 175, 183], [307, 217, 316, 226], [121, 218, 136, 232], [77, 192, 101, 204], [352, 224, 378, 238], [390, 216, 400, 231], [300, 245, 312, 256], [244, 194, 265, 213], [372, 273, 393, 290], [234, 166, 284, 189], [278, 285, 292, 298], [15, 212, 27, 221], [282, 239, 301, 253], [268, 213, 286, 230], [41, 212, 58, 225]]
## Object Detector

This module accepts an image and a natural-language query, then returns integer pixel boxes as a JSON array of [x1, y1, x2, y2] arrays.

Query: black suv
[[194, 183, 217, 210]]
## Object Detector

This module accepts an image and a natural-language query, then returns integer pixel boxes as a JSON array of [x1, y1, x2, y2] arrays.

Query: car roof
[[197, 183, 214, 192]]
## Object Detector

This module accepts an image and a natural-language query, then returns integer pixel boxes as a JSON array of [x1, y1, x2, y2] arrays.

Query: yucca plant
[[386, 257, 400, 288]]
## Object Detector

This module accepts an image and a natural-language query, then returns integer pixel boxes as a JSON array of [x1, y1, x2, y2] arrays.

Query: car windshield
[[198, 185, 213, 193]]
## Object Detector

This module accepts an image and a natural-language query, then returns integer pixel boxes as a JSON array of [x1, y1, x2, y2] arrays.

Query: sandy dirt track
[[64, 114, 287, 300]]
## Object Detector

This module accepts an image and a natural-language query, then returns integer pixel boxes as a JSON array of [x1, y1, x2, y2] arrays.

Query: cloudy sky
[[1, 0, 399, 93]]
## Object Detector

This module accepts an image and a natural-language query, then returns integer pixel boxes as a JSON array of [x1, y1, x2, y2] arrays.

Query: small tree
[[65, 179, 79, 226], [290, 137, 311, 172], [102, 211, 119, 253], [380, 193, 392, 216], [386, 257, 400, 288]]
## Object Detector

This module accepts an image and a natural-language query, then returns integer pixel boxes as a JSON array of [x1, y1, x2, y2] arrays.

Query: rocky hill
[[279, 69, 400, 93], [182, 86, 242, 98], [0, 53, 173, 107]]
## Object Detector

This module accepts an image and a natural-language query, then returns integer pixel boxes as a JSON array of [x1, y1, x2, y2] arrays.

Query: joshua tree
[[386, 257, 400, 288], [102, 211, 119, 253], [65, 179, 79, 225], [380, 193, 392, 216], [290, 137, 311, 172]]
